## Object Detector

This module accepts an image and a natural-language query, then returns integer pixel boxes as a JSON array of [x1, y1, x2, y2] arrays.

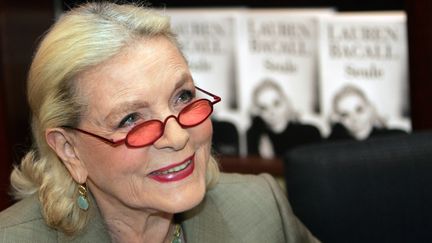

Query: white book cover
[[237, 9, 334, 158], [318, 12, 410, 141], [162, 8, 245, 156]]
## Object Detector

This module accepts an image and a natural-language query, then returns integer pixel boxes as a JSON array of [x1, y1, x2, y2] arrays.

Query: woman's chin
[[166, 185, 206, 213], [157, 172, 207, 213]]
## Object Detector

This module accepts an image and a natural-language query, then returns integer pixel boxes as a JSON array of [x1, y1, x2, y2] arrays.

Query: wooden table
[[217, 155, 284, 177]]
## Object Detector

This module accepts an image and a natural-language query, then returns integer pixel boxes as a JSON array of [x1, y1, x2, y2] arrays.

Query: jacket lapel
[[180, 193, 236, 243]]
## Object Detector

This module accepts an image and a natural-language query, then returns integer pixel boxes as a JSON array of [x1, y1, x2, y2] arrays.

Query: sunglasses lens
[[179, 100, 212, 126], [127, 120, 162, 147], [125, 99, 213, 147]]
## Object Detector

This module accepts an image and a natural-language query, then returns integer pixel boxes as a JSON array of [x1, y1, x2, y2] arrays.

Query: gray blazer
[[0, 173, 320, 243]]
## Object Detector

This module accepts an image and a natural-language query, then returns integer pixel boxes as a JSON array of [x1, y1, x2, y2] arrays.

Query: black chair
[[284, 131, 432, 243]]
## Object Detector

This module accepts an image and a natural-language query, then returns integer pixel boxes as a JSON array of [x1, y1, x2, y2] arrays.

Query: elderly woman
[[328, 84, 406, 141], [0, 2, 319, 243]]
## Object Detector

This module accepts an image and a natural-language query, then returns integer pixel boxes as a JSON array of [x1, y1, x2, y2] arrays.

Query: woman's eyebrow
[[174, 73, 193, 90], [103, 101, 149, 123], [102, 72, 193, 123]]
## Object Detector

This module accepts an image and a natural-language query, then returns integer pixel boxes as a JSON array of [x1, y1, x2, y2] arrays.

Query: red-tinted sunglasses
[[63, 86, 221, 148]]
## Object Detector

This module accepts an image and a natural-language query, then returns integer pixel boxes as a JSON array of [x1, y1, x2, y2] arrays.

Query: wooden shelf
[[217, 155, 284, 176]]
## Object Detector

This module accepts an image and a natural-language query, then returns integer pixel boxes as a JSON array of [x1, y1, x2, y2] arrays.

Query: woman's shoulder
[[213, 173, 278, 191], [181, 173, 289, 242], [203, 173, 320, 243], [0, 195, 57, 241], [0, 195, 43, 227], [208, 173, 286, 222], [208, 172, 284, 208]]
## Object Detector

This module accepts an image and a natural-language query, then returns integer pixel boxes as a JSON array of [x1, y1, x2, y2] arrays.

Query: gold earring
[[77, 184, 89, 211]]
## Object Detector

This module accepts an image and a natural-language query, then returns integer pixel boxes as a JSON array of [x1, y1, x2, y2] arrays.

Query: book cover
[[318, 12, 410, 141], [236, 9, 333, 158]]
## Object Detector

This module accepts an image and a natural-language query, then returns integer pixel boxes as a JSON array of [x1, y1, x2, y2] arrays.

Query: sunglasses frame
[[62, 86, 221, 148]]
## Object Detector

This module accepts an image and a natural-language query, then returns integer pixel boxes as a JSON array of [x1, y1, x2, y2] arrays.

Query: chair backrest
[[284, 131, 432, 243]]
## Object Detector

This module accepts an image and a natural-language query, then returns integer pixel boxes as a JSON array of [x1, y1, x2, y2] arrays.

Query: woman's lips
[[148, 154, 195, 183]]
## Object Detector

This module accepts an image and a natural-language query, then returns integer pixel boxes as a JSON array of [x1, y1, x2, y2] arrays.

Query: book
[[236, 9, 333, 158], [318, 12, 411, 141]]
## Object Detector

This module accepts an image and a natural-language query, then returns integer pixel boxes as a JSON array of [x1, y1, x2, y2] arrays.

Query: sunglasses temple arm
[[62, 126, 124, 147], [195, 86, 221, 104]]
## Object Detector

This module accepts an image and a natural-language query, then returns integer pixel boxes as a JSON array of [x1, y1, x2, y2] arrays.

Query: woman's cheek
[[192, 119, 213, 145]]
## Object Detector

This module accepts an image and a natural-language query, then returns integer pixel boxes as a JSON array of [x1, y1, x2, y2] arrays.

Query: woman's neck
[[105, 214, 175, 243], [92, 193, 175, 243]]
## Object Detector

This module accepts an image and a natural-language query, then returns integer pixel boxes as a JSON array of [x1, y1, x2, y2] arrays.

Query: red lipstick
[[148, 154, 195, 183]]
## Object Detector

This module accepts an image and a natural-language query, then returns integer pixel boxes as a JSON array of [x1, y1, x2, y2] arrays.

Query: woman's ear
[[45, 128, 88, 184]]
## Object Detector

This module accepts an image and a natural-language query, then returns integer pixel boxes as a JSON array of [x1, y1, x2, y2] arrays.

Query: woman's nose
[[153, 116, 189, 151]]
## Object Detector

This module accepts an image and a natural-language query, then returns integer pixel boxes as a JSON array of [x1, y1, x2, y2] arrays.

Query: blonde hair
[[11, 2, 219, 235]]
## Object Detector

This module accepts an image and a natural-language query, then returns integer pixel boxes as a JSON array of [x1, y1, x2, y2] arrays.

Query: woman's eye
[[118, 113, 140, 128], [177, 89, 194, 104]]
